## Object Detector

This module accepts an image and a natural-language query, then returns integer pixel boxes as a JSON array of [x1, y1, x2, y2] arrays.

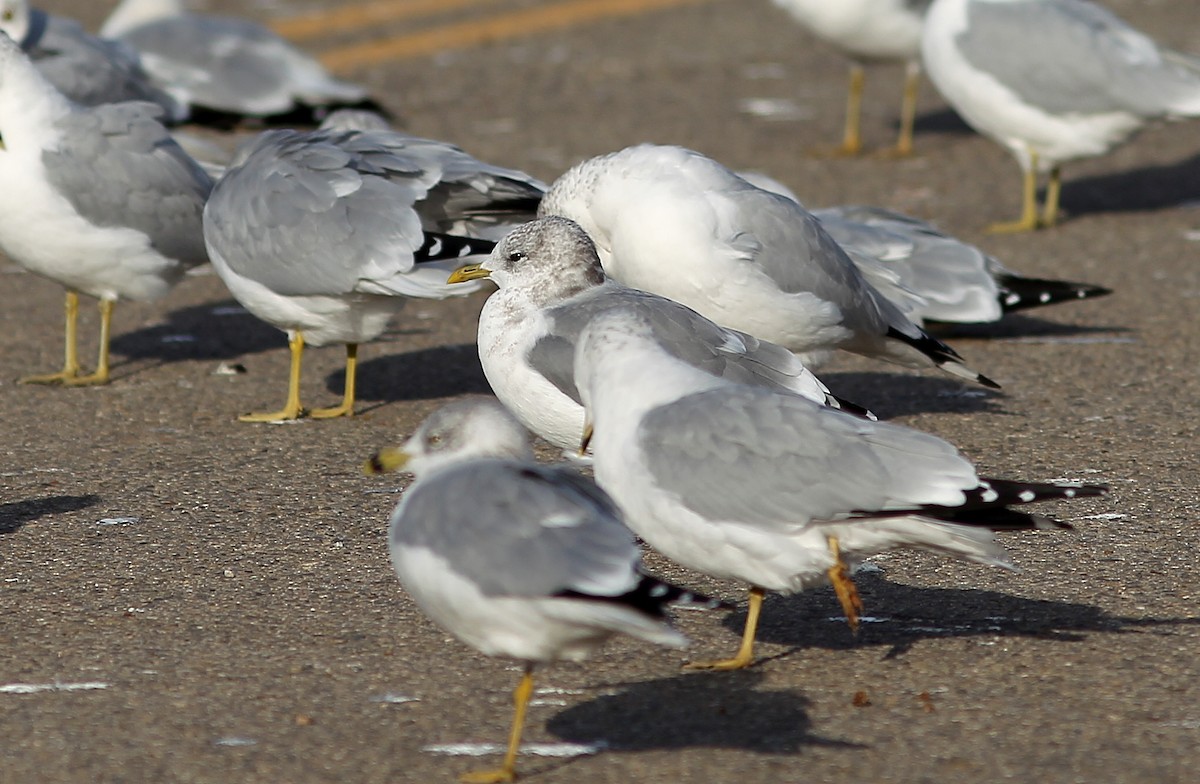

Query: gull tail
[[414, 232, 498, 263], [885, 327, 1001, 389], [917, 479, 1109, 530], [994, 272, 1113, 314]]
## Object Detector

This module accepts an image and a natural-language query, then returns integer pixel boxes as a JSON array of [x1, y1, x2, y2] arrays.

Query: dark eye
[[1, 10, 13, 21], [426, 433, 443, 448], [506, 251, 526, 263]]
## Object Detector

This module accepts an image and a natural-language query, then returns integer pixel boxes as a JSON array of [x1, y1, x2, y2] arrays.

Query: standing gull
[[771, 0, 931, 156], [576, 311, 1108, 670], [0, 33, 211, 385], [539, 144, 997, 386], [102, 0, 377, 123], [447, 217, 871, 454], [203, 128, 542, 421], [0, 0, 186, 120], [364, 398, 720, 783], [922, 0, 1200, 232]]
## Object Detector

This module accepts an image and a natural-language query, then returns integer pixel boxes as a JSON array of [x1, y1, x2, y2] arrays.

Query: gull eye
[[1, 10, 13, 21], [425, 433, 443, 448], [506, 251, 526, 263]]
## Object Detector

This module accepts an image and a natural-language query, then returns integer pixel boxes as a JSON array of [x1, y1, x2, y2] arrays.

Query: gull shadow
[[546, 669, 858, 755], [0, 494, 102, 534], [911, 107, 975, 137], [821, 372, 1005, 419], [925, 314, 1130, 340], [721, 574, 1200, 660], [344, 343, 491, 404], [1059, 151, 1200, 217], [110, 300, 282, 362]]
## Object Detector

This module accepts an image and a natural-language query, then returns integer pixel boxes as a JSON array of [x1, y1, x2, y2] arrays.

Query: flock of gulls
[[1, 0, 1196, 780]]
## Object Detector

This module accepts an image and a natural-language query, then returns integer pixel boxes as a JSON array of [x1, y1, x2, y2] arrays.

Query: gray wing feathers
[[530, 287, 821, 404], [641, 387, 978, 528], [959, 0, 1200, 116], [121, 15, 366, 115], [204, 130, 437, 297], [392, 462, 639, 598], [44, 102, 211, 265]]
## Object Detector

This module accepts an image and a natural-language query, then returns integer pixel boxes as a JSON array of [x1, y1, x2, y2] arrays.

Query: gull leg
[[64, 298, 115, 386], [21, 291, 83, 384], [987, 153, 1041, 234], [1041, 165, 1063, 228], [240, 331, 307, 422], [838, 64, 865, 156], [310, 343, 358, 419], [892, 61, 920, 157], [827, 535, 863, 634], [684, 586, 765, 671], [460, 664, 534, 784]]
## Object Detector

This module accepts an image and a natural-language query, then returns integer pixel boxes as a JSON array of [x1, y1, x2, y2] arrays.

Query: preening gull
[[365, 398, 720, 783], [922, 0, 1200, 231], [101, 0, 376, 123], [202, 128, 542, 421], [0, 0, 186, 121], [446, 216, 872, 454], [771, 0, 931, 155], [575, 310, 1108, 670], [539, 144, 997, 386], [0, 33, 211, 385]]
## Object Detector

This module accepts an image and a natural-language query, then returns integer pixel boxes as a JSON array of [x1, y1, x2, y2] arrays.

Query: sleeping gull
[[101, 0, 376, 123], [0, 33, 211, 385], [922, 0, 1200, 232], [740, 171, 1113, 323], [0, 0, 186, 121], [771, 0, 930, 156], [364, 398, 720, 783], [575, 310, 1108, 670], [539, 144, 997, 386], [446, 217, 873, 454], [202, 128, 542, 421]]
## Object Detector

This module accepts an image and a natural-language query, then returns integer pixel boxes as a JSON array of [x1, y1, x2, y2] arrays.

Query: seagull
[[771, 0, 931, 156], [446, 216, 873, 454], [0, 33, 211, 385], [922, 0, 1200, 232], [101, 0, 377, 124], [0, 0, 186, 120], [202, 128, 543, 422], [539, 144, 997, 386], [739, 170, 1113, 323], [575, 310, 1108, 670], [364, 398, 721, 784]]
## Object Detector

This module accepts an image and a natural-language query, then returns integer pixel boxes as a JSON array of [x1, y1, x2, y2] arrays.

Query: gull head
[[0, 2, 31, 47], [364, 398, 533, 478], [448, 216, 604, 304]]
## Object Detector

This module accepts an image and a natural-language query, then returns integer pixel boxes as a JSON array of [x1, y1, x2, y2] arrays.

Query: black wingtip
[[414, 232, 498, 263], [976, 373, 1002, 390], [886, 326, 1000, 389], [995, 273, 1113, 314], [557, 575, 728, 617]]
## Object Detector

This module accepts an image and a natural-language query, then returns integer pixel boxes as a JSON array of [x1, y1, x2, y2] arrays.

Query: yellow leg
[[460, 665, 534, 784], [21, 291, 83, 384], [684, 586, 765, 671], [310, 343, 358, 419], [893, 62, 920, 157], [838, 63, 865, 156], [63, 299, 114, 386], [827, 536, 864, 634], [1041, 166, 1063, 228], [240, 331, 307, 422], [987, 153, 1041, 234]]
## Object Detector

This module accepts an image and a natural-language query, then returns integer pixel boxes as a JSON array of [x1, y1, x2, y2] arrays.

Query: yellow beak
[[363, 447, 410, 475], [447, 263, 491, 284], [579, 421, 594, 456]]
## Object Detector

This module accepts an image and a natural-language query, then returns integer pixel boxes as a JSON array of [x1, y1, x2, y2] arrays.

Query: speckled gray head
[[365, 398, 533, 477], [478, 216, 606, 301]]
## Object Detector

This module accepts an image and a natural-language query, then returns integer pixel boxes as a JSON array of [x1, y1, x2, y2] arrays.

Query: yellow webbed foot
[[827, 536, 864, 634], [308, 401, 354, 419], [238, 404, 307, 423], [20, 368, 81, 385], [682, 653, 756, 672]]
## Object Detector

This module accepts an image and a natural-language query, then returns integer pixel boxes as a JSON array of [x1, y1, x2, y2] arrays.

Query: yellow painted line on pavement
[[316, 0, 722, 73], [272, 0, 505, 42]]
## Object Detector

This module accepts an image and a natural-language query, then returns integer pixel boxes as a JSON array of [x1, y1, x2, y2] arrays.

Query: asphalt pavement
[[2, 1, 1198, 782]]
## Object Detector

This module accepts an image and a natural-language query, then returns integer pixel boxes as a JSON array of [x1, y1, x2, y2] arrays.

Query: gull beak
[[446, 263, 490, 284], [363, 447, 410, 475], [579, 420, 594, 456]]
